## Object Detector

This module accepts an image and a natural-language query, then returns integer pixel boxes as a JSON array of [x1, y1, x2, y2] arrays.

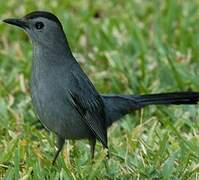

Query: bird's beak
[[3, 18, 29, 29]]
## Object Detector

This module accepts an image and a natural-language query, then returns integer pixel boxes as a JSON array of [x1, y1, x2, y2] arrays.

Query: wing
[[68, 66, 108, 148]]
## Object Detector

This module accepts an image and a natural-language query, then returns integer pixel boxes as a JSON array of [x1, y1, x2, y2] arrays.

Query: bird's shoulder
[[69, 63, 101, 100]]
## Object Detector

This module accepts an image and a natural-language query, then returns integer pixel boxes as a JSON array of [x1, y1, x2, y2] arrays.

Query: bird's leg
[[89, 138, 96, 159], [89, 138, 109, 159], [52, 136, 65, 165]]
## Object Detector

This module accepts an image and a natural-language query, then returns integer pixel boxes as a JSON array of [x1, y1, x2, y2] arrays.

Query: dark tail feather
[[102, 92, 199, 127], [133, 92, 199, 105]]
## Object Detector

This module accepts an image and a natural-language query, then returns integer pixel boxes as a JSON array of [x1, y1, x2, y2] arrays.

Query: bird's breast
[[30, 71, 91, 139]]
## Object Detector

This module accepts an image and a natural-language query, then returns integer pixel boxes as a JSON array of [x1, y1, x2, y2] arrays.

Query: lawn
[[0, 0, 199, 179]]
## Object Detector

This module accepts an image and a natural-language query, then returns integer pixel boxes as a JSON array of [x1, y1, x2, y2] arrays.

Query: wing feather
[[68, 68, 107, 147]]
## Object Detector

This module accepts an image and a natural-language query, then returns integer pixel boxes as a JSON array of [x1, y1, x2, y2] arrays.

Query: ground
[[0, 0, 199, 179]]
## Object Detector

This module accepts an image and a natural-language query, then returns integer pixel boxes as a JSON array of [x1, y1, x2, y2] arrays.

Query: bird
[[3, 11, 199, 164]]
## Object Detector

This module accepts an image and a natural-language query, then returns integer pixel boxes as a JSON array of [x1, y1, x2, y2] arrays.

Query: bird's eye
[[35, 22, 44, 30]]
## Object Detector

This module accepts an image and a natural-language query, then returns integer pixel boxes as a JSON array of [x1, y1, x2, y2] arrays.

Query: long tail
[[102, 92, 199, 127]]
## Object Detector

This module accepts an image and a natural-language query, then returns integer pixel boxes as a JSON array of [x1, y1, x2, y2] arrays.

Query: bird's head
[[3, 11, 66, 47]]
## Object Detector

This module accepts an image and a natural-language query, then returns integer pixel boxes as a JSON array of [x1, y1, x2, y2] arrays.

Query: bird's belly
[[31, 84, 91, 140]]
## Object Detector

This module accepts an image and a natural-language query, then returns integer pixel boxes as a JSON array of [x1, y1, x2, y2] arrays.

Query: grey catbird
[[3, 11, 199, 164]]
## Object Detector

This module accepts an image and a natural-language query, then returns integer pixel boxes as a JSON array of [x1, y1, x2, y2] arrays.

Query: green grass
[[0, 0, 199, 179]]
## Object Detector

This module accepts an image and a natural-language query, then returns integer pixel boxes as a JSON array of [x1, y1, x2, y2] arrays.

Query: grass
[[0, 0, 199, 179]]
